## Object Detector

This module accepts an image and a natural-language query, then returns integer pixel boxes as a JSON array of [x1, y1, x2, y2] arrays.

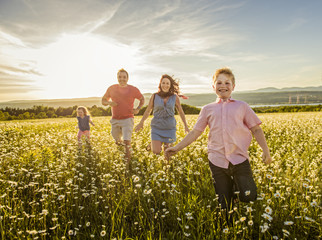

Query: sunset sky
[[0, 0, 321, 101]]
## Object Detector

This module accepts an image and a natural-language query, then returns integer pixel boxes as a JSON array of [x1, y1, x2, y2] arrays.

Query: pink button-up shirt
[[193, 98, 261, 168]]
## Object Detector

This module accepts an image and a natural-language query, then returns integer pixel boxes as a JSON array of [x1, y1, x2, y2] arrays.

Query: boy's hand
[[165, 146, 178, 159], [184, 126, 190, 134], [262, 152, 272, 165]]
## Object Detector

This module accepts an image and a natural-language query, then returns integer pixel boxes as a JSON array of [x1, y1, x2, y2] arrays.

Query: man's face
[[117, 72, 128, 87]]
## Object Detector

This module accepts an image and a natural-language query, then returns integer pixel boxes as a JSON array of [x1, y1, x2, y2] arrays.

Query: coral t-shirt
[[103, 84, 143, 119]]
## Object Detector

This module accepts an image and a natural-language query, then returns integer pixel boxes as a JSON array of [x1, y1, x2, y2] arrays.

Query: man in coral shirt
[[166, 67, 272, 210], [102, 68, 145, 165]]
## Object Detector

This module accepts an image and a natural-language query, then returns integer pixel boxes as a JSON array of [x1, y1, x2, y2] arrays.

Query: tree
[[36, 112, 47, 119]]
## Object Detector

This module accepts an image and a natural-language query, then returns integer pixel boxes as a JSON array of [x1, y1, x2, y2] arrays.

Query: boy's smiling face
[[213, 73, 235, 100]]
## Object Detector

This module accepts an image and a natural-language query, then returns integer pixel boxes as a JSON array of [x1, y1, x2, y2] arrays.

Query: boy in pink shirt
[[166, 67, 272, 210], [102, 68, 145, 164]]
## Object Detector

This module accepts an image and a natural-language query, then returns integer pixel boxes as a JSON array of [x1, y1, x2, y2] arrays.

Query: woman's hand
[[134, 122, 143, 132]]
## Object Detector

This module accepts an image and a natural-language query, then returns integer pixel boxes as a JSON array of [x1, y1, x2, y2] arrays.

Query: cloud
[[94, 0, 244, 53], [0, 31, 26, 47], [0, 0, 122, 46], [0, 64, 42, 76], [283, 18, 308, 32], [0, 63, 41, 96]]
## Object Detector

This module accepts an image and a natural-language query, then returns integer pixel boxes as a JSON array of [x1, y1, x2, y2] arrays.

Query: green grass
[[0, 113, 321, 239]]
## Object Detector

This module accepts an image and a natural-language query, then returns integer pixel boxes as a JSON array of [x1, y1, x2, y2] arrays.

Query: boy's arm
[[90, 119, 95, 126], [133, 95, 145, 115], [175, 95, 190, 133], [250, 125, 272, 164], [165, 129, 202, 158]]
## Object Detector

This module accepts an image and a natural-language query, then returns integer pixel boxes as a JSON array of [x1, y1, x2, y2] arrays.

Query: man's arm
[[250, 124, 272, 164], [133, 95, 145, 115], [165, 129, 202, 158], [102, 92, 117, 107]]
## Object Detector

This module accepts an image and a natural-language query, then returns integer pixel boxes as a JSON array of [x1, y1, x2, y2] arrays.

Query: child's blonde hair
[[77, 106, 90, 116], [213, 67, 235, 85]]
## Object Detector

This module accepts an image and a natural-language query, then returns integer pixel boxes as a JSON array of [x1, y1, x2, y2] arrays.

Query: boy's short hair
[[213, 67, 235, 85], [118, 68, 129, 79]]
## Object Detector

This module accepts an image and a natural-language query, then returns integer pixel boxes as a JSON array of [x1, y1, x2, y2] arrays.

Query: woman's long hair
[[157, 74, 180, 98]]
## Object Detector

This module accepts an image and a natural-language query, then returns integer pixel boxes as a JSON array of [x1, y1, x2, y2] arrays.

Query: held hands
[[262, 152, 273, 165], [134, 122, 143, 132], [165, 146, 178, 159], [185, 126, 190, 134]]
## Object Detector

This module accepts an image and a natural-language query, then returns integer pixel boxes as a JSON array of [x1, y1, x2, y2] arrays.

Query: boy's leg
[[208, 161, 234, 210], [232, 160, 257, 203]]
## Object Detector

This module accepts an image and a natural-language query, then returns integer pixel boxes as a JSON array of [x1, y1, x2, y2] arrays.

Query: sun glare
[[33, 34, 142, 99]]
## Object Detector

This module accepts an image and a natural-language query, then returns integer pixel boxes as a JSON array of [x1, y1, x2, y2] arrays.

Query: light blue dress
[[151, 94, 176, 143]]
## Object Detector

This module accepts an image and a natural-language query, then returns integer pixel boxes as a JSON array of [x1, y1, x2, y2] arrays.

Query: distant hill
[[1, 86, 321, 108], [243, 86, 322, 93]]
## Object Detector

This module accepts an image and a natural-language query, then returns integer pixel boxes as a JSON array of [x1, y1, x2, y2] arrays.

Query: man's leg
[[123, 140, 132, 164], [122, 118, 135, 165], [110, 119, 122, 144], [232, 160, 257, 203]]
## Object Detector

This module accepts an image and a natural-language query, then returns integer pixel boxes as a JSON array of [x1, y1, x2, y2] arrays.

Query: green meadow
[[0, 112, 321, 239]]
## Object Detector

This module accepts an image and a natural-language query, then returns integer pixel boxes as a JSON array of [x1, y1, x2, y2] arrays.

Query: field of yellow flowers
[[0, 112, 321, 239]]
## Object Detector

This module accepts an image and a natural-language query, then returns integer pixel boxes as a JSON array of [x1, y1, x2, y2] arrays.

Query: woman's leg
[[163, 143, 172, 161], [151, 140, 162, 155]]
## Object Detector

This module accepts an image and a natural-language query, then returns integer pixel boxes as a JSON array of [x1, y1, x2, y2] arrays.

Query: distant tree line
[[0, 104, 320, 121], [252, 104, 322, 113]]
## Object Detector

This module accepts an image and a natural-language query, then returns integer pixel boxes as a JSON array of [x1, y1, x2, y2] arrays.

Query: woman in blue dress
[[135, 74, 189, 156]]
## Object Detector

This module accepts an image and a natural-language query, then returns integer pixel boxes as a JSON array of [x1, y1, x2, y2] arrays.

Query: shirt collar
[[215, 97, 235, 103]]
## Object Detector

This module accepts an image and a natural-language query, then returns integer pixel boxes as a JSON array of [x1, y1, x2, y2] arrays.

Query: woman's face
[[160, 78, 171, 92]]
